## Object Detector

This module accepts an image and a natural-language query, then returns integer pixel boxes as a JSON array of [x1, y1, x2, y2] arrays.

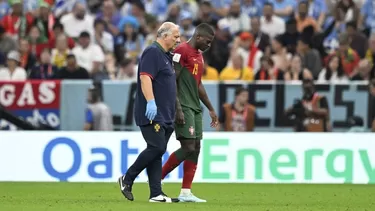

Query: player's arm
[[306, 97, 329, 118], [198, 83, 214, 112], [173, 52, 184, 112], [139, 48, 159, 101]]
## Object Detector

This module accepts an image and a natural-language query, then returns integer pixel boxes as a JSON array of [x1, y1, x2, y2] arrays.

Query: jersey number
[[192, 63, 198, 75]]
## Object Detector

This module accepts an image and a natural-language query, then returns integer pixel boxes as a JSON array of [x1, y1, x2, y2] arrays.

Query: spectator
[[1, 0, 33, 39], [260, 2, 285, 39], [33, 1, 55, 39], [333, 33, 360, 77], [143, 21, 160, 50], [179, 11, 195, 40], [51, 34, 71, 68], [18, 38, 37, 73], [55, 54, 89, 79], [219, 87, 256, 131], [228, 32, 263, 74], [27, 25, 49, 59], [209, 0, 230, 18], [96, 0, 122, 36], [311, 17, 337, 59], [126, 1, 149, 36], [115, 22, 144, 60], [218, 0, 250, 35], [48, 23, 75, 49], [174, 0, 199, 19], [283, 18, 299, 54], [0, 25, 17, 65], [72, 31, 105, 73], [295, 1, 319, 33], [242, 0, 262, 18], [0, 50, 27, 80], [323, 14, 346, 54], [271, 34, 291, 71], [360, 0, 375, 36], [255, 55, 284, 80], [219, 53, 253, 81], [297, 34, 322, 79], [351, 59, 373, 80], [85, 87, 113, 131], [346, 21, 368, 58], [365, 35, 375, 80], [116, 58, 136, 80], [60, 3, 95, 38], [318, 55, 349, 82], [0, 0, 9, 20], [29, 48, 58, 79], [92, 19, 114, 54], [91, 56, 109, 82], [306, 0, 327, 29], [284, 54, 313, 81], [335, 0, 360, 23], [165, 3, 181, 24], [143, 0, 168, 22], [105, 53, 117, 79], [250, 17, 271, 53], [268, 0, 296, 21], [193, 1, 218, 28], [202, 59, 219, 80]]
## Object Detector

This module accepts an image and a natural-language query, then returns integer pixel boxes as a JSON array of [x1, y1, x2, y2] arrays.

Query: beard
[[230, 12, 240, 18]]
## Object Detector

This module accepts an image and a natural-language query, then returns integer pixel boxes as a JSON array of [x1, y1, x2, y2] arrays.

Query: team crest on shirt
[[188, 126, 195, 135], [154, 124, 161, 132]]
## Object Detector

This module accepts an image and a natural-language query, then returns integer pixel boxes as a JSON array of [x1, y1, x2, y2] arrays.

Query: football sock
[[161, 148, 186, 179], [182, 152, 198, 189]]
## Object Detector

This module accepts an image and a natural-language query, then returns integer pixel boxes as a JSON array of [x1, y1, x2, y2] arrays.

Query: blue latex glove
[[145, 99, 157, 121]]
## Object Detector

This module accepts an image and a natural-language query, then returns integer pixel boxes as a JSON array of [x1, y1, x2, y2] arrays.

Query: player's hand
[[175, 109, 185, 125], [209, 110, 218, 128], [145, 100, 157, 121]]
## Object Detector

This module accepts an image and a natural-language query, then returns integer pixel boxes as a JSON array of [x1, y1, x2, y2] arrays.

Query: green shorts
[[175, 108, 202, 140]]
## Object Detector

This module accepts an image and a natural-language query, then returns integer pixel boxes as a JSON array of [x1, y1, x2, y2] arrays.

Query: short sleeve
[[173, 45, 187, 66], [85, 108, 93, 124], [139, 47, 159, 79]]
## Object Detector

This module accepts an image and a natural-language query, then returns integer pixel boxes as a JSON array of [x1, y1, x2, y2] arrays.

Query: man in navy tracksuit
[[118, 22, 181, 203]]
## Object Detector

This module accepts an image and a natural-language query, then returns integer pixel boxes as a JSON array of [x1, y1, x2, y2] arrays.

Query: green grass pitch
[[0, 182, 374, 211]]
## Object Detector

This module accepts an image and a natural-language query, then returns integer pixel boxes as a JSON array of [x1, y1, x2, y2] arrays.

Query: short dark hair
[[201, 0, 212, 7], [299, 1, 308, 7], [53, 22, 64, 31], [263, 2, 273, 8], [79, 31, 90, 38], [94, 19, 106, 27], [67, 54, 76, 60], [195, 23, 215, 37], [235, 87, 248, 96]]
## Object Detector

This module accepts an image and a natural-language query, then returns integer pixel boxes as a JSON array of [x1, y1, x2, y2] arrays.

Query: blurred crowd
[[0, 0, 374, 83]]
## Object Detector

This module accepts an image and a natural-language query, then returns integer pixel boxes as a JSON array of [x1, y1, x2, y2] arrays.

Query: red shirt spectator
[[1, 2, 33, 38]]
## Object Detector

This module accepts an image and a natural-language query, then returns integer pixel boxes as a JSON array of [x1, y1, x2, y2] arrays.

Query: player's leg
[[161, 109, 196, 179], [119, 124, 166, 201], [147, 124, 179, 203], [178, 112, 206, 202]]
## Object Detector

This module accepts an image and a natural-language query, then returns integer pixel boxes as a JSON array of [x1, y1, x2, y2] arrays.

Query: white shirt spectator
[[92, 31, 114, 53], [0, 67, 27, 81], [219, 14, 251, 35], [60, 13, 95, 38], [72, 44, 105, 72], [260, 15, 285, 38], [318, 69, 349, 83]]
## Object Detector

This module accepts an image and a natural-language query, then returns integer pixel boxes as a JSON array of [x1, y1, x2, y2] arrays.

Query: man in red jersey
[[161, 23, 218, 202]]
